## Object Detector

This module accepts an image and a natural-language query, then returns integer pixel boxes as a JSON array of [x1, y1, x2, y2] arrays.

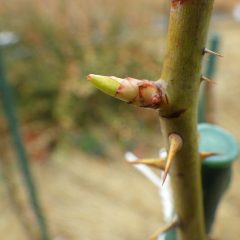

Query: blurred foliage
[[66, 130, 106, 157], [1, 0, 167, 127], [1, 0, 232, 154]]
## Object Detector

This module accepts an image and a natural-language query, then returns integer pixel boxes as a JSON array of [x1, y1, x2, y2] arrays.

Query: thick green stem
[[159, 1, 214, 240]]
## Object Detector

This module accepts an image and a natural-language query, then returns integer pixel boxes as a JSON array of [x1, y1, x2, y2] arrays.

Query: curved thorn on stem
[[162, 134, 183, 186]]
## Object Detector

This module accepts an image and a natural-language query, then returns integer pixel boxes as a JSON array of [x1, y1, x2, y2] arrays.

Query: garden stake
[[0, 141, 35, 240], [0, 47, 50, 240]]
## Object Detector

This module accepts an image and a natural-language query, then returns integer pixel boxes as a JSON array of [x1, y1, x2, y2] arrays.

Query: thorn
[[128, 158, 165, 171], [200, 152, 221, 159], [162, 134, 183, 185], [201, 75, 216, 84], [203, 48, 223, 57], [149, 218, 179, 240]]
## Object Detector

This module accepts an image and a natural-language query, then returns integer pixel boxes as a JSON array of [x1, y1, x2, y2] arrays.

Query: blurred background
[[0, 0, 240, 239]]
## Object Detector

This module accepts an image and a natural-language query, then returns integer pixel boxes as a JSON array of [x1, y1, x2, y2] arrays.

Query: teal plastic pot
[[163, 123, 239, 239], [199, 123, 239, 232]]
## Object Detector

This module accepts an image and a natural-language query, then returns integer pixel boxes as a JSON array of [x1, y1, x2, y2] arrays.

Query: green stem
[[159, 1, 214, 240]]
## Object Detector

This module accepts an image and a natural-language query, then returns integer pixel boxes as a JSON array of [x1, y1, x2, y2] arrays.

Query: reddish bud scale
[[114, 77, 168, 109], [171, 0, 188, 9]]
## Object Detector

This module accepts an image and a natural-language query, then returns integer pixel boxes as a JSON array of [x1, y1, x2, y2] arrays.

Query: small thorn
[[201, 75, 216, 84], [203, 48, 223, 57], [162, 134, 183, 185], [128, 158, 165, 171], [200, 152, 221, 159], [149, 218, 179, 240]]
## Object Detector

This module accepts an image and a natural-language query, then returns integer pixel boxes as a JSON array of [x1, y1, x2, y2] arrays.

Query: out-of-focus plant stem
[[0, 48, 50, 240]]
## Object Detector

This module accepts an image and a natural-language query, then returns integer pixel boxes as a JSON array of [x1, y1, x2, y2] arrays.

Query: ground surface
[[0, 17, 240, 240]]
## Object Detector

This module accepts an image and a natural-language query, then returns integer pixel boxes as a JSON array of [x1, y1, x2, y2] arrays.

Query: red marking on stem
[[171, 0, 188, 9]]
